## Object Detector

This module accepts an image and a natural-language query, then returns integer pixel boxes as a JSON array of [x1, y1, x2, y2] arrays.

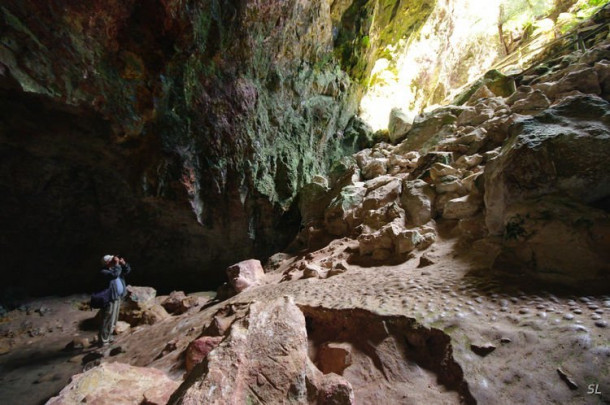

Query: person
[[98, 254, 131, 347]]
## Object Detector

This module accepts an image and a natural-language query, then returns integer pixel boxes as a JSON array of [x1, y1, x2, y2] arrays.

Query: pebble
[[603, 301, 610, 308], [564, 313, 574, 320], [500, 299, 509, 308], [591, 314, 601, 320], [510, 297, 519, 304], [536, 304, 546, 310], [537, 312, 547, 319], [519, 308, 530, 315], [475, 297, 483, 304], [572, 309, 582, 314], [595, 309, 604, 314], [500, 337, 511, 344], [595, 320, 608, 328], [587, 304, 599, 310], [579, 297, 591, 303]]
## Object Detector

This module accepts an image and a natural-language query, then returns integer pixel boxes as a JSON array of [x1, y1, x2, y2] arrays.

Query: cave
[[1, 0, 610, 404]]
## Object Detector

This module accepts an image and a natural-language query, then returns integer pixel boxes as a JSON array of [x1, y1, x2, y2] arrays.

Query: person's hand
[[118, 258, 126, 265]]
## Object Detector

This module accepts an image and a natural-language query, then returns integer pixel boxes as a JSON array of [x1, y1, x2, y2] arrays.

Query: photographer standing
[[98, 254, 131, 347]]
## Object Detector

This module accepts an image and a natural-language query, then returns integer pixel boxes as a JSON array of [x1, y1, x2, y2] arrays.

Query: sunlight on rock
[[359, 0, 562, 131]]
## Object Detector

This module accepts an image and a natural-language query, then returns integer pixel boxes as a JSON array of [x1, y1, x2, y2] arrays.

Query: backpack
[[90, 288, 111, 309]]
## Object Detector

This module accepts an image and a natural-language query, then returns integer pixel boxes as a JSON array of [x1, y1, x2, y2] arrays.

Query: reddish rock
[[168, 297, 353, 404], [161, 291, 201, 315], [317, 342, 353, 375], [185, 336, 224, 373], [226, 259, 265, 293]]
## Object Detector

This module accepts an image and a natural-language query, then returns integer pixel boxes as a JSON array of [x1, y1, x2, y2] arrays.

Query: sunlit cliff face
[[358, 0, 567, 131]]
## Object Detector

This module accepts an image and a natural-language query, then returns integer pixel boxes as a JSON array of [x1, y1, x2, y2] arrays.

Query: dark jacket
[[101, 262, 131, 301]]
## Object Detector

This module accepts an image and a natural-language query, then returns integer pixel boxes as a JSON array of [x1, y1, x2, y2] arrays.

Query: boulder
[[362, 178, 402, 211], [161, 291, 200, 315], [549, 67, 601, 99], [299, 180, 331, 226], [443, 194, 483, 219], [226, 259, 265, 293], [396, 107, 460, 154], [401, 180, 436, 226], [453, 70, 516, 105], [454, 154, 483, 170], [46, 362, 179, 405], [168, 297, 353, 404], [324, 185, 367, 236], [485, 95, 610, 235], [388, 108, 413, 142], [456, 105, 494, 127], [113, 321, 130, 335], [362, 158, 388, 180], [185, 336, 224, 373], [121, 286, 170, 326], [510, 89, 550, 115], [492, 196, 610, 286]]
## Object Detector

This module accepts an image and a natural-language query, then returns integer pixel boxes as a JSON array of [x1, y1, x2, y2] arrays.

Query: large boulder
[[388, 108, 413, 142], [226, 259, 265, 293], [493, 196, 610, 286], [46, 362, 179, 405], [168, 297, 354, 404], [401, 180, 436, 226], [396, 107, 460, 154], [324, 185, 367, 236], [485, 95, 610, 235], [121, 286, 170, 326]]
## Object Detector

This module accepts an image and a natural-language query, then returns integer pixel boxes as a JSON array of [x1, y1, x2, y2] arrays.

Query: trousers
[[99, 298, 121, 344]]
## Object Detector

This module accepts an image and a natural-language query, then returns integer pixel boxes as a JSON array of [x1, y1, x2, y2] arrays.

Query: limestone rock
[[121, 286, 170, 326], [325, 185, 367, 236], [388, 108, 413, 142], [454, 154, 483, 170], [161, 291, 200, 315], [124, 286, 157, 308], [168, 297, 353, 404], [362, 177, 402, 211], [485, 95, 610, 235], [549, 67, 601, 99], [397, 107, 460, 154], [185, 336, 224, 373], [493, 196, 610, 286], [226, 259, 265, 293], [401, 179, 436, 226], [443, 194, 483, 219], [113, 321, 130, 335], [362, 158, 388, 180], [299, 181, 331, 227], [303, 264, 323, 279], [46, 362, 179, 405], [456, 105, 494, 127], [510, 90, 550, 115]]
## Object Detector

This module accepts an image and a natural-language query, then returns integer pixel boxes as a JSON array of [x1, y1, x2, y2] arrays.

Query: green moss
[[332, 0, 437, 83]]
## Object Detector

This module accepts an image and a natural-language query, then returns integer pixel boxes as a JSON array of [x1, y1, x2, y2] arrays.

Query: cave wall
[[0, 0, 436, 296]]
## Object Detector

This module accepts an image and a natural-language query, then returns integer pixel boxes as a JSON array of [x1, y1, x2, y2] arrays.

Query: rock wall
[[0, 0, 442, 296]]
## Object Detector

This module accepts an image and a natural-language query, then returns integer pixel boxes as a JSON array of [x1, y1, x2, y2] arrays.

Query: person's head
[[101, 255, 115, 267]]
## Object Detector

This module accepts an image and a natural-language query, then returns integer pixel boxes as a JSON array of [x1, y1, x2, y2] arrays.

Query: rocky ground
[[3, 28, 610, 405], [1, 231, 608, 404]]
